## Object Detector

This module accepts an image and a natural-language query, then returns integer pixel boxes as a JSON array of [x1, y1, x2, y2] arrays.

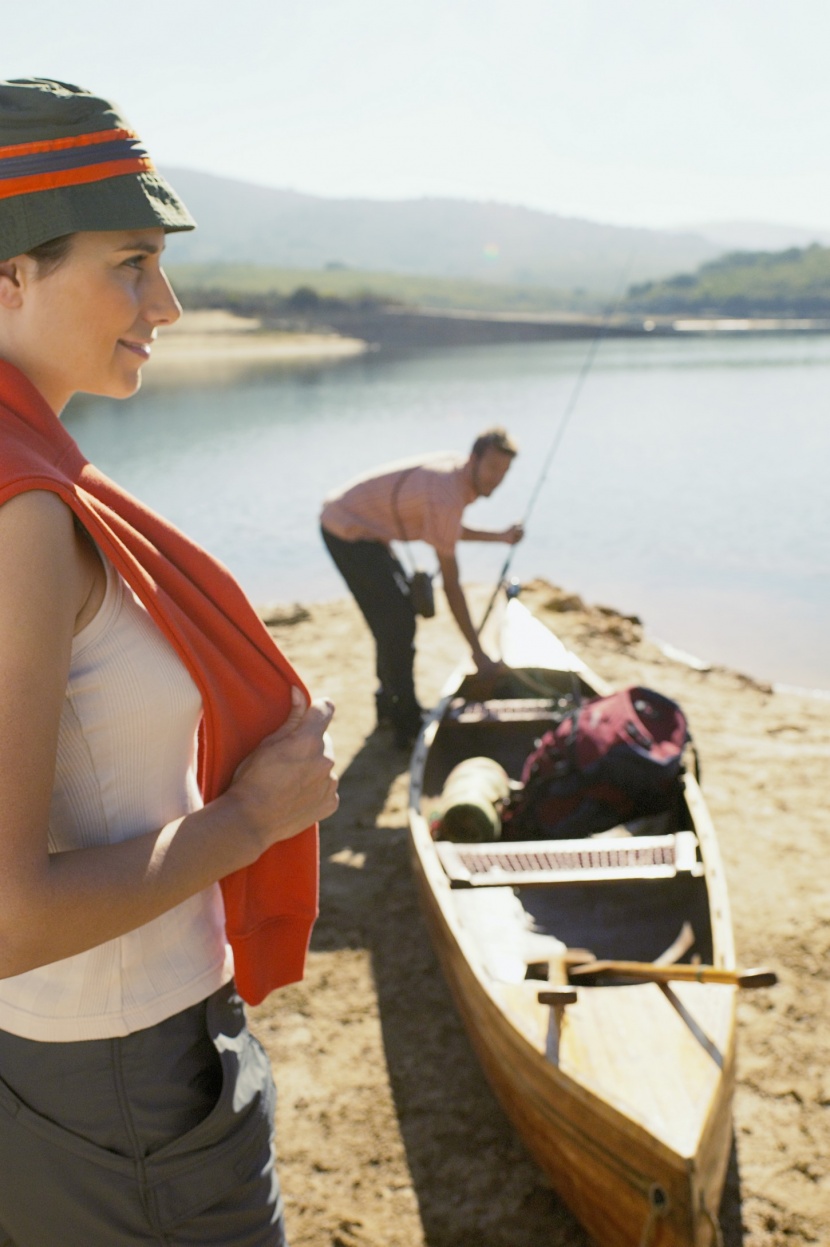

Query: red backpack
[[502, 686, 689, 840]]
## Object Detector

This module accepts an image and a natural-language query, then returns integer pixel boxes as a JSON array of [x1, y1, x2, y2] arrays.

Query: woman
[[0, 79, 338, 1245]]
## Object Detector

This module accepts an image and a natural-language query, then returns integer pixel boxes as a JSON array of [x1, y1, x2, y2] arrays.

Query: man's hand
[[472, 648, 507, 678], [501, 522, 524, 545]]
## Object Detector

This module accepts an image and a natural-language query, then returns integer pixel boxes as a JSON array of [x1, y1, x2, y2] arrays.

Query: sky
[[3, 0, 830, 233]]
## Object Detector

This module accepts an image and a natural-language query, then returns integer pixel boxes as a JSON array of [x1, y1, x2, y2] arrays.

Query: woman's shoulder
[[0, 488, 80, 609], [0, 486, 95, 674], [0, 486, 76, 538]]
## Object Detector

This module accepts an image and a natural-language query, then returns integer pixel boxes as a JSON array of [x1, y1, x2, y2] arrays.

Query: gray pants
[[0, 983, 285, 1246]]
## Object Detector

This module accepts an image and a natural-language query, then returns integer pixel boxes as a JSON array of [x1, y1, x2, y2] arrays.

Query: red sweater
[[0, 360, 318, 1005]]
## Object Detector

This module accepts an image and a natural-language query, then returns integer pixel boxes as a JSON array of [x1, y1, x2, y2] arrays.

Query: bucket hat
[[0, 78, 195, 261]]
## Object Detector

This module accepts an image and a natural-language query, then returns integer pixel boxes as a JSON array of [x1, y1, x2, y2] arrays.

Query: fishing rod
[[476, 251, 639, 636]]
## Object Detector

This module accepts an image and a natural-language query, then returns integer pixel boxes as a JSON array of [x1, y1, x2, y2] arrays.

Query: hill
[[161, 168, 721, 296], [626, 243, 830, 316], [165, 262, 595, 315], [687, 220, 830, 253]]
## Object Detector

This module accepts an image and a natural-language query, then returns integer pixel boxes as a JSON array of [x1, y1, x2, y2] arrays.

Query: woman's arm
[[0, 491, 337, 978]]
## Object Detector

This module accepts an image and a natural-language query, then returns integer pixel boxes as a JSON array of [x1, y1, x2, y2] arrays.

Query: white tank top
[[0, 557, 233, 1042]]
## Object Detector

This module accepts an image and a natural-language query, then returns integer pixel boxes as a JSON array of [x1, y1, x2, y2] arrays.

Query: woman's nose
[[145, 268, 182, 327]]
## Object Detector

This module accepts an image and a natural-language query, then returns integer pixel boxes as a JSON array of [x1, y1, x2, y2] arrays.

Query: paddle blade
[[736, 968, 778, 988]]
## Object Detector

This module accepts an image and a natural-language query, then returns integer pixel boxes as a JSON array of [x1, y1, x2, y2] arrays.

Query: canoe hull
[[407, 600, 736, 1247], [412, 839, 734, 1245]]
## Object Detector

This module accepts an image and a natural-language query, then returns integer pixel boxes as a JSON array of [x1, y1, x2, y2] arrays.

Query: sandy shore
[[150, 309, 367, 373], [251, 580, 828, 1247]]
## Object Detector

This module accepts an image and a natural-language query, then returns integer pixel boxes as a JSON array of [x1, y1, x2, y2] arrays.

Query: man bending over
[[320, 427, 523, 748]]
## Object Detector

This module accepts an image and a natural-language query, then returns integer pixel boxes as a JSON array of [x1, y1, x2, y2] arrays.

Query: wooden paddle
[[568, 960, 777, 988]]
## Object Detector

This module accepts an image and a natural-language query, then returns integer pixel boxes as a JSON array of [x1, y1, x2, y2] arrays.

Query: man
[[320, 426, 524, 747]]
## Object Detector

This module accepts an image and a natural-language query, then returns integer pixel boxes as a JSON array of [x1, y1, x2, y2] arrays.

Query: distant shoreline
[[156, 308, 830, 366], [320, 305, 830, 346]]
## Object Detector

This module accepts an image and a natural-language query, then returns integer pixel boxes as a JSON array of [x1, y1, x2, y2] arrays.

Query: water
[[64, 334, 830, 692]]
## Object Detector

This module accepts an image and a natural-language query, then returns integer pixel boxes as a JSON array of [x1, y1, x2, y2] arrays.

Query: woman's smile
[[118, 337, 154, 360]]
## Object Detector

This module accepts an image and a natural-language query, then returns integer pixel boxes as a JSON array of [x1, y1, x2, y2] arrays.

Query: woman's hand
[[0, 492, 338, 972], [225, 688, 339, 860]]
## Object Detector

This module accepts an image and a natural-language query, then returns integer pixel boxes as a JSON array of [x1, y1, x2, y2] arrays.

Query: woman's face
[[8, 228, 181, 412]]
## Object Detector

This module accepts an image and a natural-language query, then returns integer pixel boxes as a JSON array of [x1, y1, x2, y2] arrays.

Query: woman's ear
[[0, 258, 25, 309]]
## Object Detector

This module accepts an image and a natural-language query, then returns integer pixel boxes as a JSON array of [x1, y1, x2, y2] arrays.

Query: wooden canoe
[[407, 595, 738, 1247]]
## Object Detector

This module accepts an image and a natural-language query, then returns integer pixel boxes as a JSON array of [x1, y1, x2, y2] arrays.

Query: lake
[[64, 333, 830, 693]]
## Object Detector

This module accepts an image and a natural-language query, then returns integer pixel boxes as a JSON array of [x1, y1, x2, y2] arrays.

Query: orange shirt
[[0, 360, 318, 1006], [321, 452, 476, 556]]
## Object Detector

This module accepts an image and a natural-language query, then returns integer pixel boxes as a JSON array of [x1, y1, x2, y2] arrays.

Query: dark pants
[[321, 527, 421, 733], [0, 983, 284, 1246]]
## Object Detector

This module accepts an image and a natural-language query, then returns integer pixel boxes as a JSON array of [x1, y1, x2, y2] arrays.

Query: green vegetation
[[168, 245, 830, 325], [166, 262, 598, 316], [626, 243, 830, 316]]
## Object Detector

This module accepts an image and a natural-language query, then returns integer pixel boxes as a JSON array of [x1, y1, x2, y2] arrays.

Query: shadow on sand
[[312, 728, 744, 1247]]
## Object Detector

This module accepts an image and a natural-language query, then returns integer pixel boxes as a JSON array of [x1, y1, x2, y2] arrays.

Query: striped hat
[[0, 79, 195, 261]]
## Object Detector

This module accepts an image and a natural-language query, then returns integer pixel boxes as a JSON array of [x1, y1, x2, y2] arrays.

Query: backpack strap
[[389, 467, 439, 583], [390, 468, 417, 575]]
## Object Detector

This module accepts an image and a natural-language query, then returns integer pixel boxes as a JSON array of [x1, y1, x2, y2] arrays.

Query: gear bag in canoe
[[501, 685, 689, 840]]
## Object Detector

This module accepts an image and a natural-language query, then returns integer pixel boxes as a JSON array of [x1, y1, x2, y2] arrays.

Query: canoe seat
[[436, 831, 702, 889], [446, 697, 564, 725]]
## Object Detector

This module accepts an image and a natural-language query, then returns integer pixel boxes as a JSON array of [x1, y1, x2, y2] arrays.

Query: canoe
[[407, 593, 737, 1247]]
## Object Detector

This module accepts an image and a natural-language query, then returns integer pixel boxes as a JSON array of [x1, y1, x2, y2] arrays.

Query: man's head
[[470, 426, 518, 497]]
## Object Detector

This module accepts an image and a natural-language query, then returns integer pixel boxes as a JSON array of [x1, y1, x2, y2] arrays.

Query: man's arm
[[460, 523, 524, 544], [437, 551, 500, 675]]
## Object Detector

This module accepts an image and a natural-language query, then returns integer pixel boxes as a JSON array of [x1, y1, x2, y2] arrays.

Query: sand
[[248, 579, 829, 1247], [149, 309, 367, 376]]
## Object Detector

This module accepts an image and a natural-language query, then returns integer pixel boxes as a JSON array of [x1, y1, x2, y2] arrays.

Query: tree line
[[625, 243, 830, 316]]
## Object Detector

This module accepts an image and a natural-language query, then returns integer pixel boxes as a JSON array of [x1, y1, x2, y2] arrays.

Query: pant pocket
[[145, 986, 278, 1229], [0, 1069, 147, 1247]]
